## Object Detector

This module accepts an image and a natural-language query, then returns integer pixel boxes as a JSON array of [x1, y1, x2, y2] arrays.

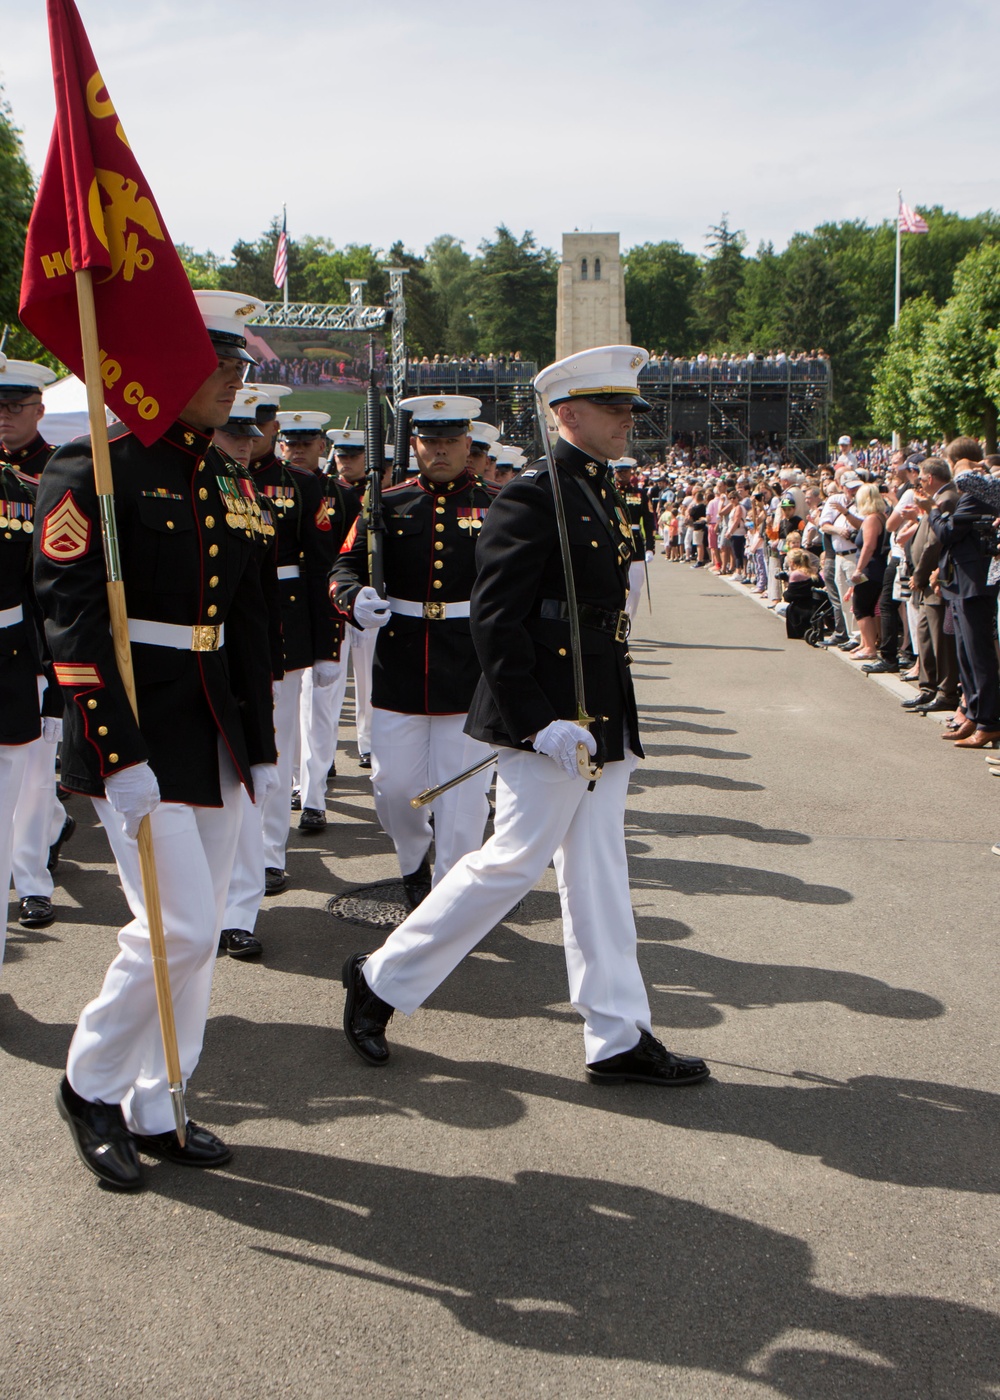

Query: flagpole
[[73, 267, 187, 1148], [283, 203, 289, 310], [892, 190, 902, 452]]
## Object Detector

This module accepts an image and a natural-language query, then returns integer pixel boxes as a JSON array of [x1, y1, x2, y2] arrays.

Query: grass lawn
[[279, 389, 391, 430]]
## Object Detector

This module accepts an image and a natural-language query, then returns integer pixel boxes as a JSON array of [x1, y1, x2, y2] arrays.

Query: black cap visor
[[221, 419, 263, 438], [208, 328, 258, 366], [411, 419, 471, 440]]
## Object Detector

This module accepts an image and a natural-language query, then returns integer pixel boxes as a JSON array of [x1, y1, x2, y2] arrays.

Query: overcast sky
[[4, 0, 1000, 267]]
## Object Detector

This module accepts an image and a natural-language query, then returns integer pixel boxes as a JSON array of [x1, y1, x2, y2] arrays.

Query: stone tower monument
[[555, 231, 631, 361]]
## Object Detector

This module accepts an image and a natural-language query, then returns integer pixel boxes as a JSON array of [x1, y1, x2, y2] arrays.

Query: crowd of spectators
[[254, 355, 366, 388], [643, 349, 830, 380], [630, 433, 1000, 771]]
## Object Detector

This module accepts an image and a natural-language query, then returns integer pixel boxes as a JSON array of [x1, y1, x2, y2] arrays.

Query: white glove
[[250, 763, 280, 804], [42, 717, 63, 744], [353, 585, 391, 630], [645, 550, 655, 563], [312, 660, 340, 688], [532, 719, 597, 779], [104, 762, 160, 839]]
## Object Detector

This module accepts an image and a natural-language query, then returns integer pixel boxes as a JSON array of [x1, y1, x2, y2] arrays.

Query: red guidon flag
[[19, 0, 216, 446]]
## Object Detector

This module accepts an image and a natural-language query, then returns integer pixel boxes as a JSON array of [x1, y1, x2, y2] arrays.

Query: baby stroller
[[802, 584, 834, 646]]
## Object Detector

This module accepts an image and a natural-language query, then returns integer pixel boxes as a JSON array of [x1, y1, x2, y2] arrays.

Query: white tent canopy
[[41, 374, 116, 445]]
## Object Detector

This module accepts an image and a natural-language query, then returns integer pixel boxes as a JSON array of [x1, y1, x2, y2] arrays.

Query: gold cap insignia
[[630, 354, 643, 369], [433, 400, 446, 410]]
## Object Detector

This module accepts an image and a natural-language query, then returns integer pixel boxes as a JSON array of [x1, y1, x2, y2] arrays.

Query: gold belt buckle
[[191, 624, 221, 651], [423, 601, 445, 620], [614, 612, 630, 643]]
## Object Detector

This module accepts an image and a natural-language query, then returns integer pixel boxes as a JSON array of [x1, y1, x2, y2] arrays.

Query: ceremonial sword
[[533, 390, 602, 784]]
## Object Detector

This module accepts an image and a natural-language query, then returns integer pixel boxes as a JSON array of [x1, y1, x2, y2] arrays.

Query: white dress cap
[[534, 345, 651, 408], [220, 387, 264, 437], [0, 354, 58, 397], [243, 382, 293, 408], [469, 421, 501, 449], [193, 290, 266, 363], [326, 428, 366, 449], [398, 394, 482, 438], [277, 410, 331, 434], [611, 456, 638, 468]]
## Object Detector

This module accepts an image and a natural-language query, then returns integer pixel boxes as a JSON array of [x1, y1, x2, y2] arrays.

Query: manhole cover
[[327, 879, 410, 928]]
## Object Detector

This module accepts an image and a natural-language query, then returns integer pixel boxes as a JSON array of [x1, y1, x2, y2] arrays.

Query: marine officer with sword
[[341, 346, 710, 1087]]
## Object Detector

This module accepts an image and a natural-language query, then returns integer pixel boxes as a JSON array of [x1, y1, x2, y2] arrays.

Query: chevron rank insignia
[[40, 491, 91, 562]]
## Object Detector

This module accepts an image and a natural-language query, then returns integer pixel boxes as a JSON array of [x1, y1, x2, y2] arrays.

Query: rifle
[[363, 335, 386, 598], [392, 405, 412, 486]]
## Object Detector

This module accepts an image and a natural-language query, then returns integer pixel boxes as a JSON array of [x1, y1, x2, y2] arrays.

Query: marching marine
[[35, 292, 279, 1190], [251, 409, 343, 889], [330, 395, 498, 908], [613, 456, 656, 621], [0, 356, 64, 965], [341, 348, 709, 1089]]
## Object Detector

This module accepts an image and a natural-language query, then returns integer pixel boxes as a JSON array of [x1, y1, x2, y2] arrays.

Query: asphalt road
[[2, 561, 998, 1399]]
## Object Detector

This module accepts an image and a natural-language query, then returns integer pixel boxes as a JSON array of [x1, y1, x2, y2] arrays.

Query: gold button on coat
[[207, 604, 217, 617], [199, 488, 208, 500], [98, 726, 108, 735], [109, 753, 118, 763], [209, 544, 219, 557], [209, 575, 219, 588], [87, 699, 97, 709], [205, 516, 215, 528]]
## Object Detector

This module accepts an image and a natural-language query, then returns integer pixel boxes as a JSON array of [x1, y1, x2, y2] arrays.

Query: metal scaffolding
[[385, 268, 408, 411], [254, 301, 387, 331]]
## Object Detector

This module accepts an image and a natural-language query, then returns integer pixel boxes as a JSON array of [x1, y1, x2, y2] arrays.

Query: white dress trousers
[[0, 744, 30, 975], [370, 709, 492, 883], [352, 626, 376, 757], [261, 669, 303, 871], [364, 747, 652, 1063], [625, 560, 646, 622], [221, 786, 265, 932], [11, 676, 67, 900], [67, 742, 242, 1134], [298, 655, 349, 811]]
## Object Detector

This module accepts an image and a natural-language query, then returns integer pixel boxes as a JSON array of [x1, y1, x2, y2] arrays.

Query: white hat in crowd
[[398, 394, 482, 439], [0, 354, 57, 399], [193, 290, 265, 364], [277, 410, 331, 437]]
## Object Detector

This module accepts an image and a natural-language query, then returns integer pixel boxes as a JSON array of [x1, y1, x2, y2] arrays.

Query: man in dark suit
[[35, 292, 278, 1190], [898, 458, 959, 715], [341, 347, 709, 1089], [931, 439, 1000, 747]]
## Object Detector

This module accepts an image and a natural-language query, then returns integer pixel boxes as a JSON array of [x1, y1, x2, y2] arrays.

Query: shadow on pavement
[[187, 1032, 1000, 1198], [630, 853, 849, 903], [627, 811, 808, 843], [630, 771, 764, 792]]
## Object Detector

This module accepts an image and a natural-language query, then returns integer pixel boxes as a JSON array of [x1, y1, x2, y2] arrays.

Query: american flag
[[273, 210, 288, 289], [898, 200, 929, 235]]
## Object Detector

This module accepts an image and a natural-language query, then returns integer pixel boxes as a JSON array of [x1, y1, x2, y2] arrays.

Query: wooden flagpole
[[74, 267, 187, 1147]]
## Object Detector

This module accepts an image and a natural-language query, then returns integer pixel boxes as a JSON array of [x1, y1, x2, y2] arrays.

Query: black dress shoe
[[327, 761, 337, 779], [917, 697, 960, 714], [821, 634, 849, 648], [264, 867, 287, 896], [55, 1076, 143, 1190], [132, 1121, 232, 1168], [298, 807, 327, 832], [902, 691, 935, 710], [358, 752, 372, 769], [342, 952, 394, 1065], [861, 659, 899, 674], [401, 854, 432, 910], [290, 787, 302, 812], [586, 1030, 711, 1087], [219, 928, 263, 959], [838, 639, 861, 652], [47, 813, 76, 873], [19, 895, 55, 928]]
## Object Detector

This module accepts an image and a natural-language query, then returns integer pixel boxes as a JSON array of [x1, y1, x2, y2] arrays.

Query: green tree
[[914, 243, 1000, 449], [296, 238, 388, 307], [693, 216, 746, 346], [424, 235, 477, 355], [732, 240, 784, 349], [0, 88, 59, 368], [622, 241, 700, 355], [174, 243, 222, 289], [472, 226, 557, 363], [868, 293, 937, 441], [216, 217, 306, 301]]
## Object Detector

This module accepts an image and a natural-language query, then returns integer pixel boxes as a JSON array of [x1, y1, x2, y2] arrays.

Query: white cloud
[[3, 0, 998, 264]]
